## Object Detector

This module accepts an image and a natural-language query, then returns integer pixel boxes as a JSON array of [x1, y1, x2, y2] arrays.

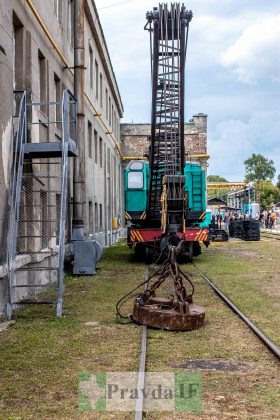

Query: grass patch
[[0, 240, 279, 419], [0, 242, 142, 419]]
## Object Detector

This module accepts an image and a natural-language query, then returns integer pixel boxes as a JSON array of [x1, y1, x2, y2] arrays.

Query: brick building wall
[[120, 113, 208, 170]]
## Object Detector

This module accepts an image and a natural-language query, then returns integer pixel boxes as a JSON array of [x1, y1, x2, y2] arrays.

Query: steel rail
[[261, 234, 280, 241], [192, 264, 280, 360], [134, 268, 149, 420]]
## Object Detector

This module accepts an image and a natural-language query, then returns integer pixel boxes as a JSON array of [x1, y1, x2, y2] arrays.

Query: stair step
[[23, 141, 78, 158]]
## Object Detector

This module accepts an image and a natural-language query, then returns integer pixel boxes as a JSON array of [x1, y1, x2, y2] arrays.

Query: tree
[[244, 153, 275, 183], [259, 181, 280, 209], [207, 175, 228, 183], [207, 175, 229, 202], [276, 174, 280, 189]]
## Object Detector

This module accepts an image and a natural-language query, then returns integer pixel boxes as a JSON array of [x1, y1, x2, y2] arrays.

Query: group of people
[[211, 211, 275, 231], [259, 211, 277, 229]]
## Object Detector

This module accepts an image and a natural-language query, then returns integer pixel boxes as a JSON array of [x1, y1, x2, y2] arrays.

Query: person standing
[[270, 211, 276, 229], [224, 211, 229, 231]]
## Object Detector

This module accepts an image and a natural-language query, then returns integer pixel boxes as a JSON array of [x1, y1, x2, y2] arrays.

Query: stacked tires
[[242, 220, 260, 241], [229, 220, 260, 241]]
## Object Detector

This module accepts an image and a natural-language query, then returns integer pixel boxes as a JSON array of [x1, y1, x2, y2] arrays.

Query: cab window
[[129, 161, 144, 171], [128, 172, 144, 189]]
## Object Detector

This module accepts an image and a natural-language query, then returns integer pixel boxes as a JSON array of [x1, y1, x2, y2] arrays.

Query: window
[[89, 201, 93, 234], [128, 172, 144, 189], [130, 161, 144, 170], [89, 44, 93, 89], [99, 204, 103, 230], [100, 73, 103, 107], [95, 60, 98, 99], [109, 97, 111, 126], [13, 13, 24, 91], [95, 203, 98, 232], [105, 88, 108, 119], [54, 73, 61, 125], [94, 129, 98, 164], [88, 121, 92, 159], [38, 50, 47, 113], [99, 137, 103, 167], [111, 104, 113, 129], [68, 0, 74, 48]]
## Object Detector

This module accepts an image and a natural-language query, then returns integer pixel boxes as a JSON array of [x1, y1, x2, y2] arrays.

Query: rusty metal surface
[[133, 299, 205, 331], [132, 240, 205, 331]]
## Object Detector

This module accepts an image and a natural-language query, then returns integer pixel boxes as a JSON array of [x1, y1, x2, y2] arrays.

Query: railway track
[[134, 263, 280, 419], [261, 233, 280, 241]]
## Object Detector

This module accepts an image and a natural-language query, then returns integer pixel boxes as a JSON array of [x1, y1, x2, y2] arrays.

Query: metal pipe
[[73, 0, 85, 223], [189, 154, 209, 159]]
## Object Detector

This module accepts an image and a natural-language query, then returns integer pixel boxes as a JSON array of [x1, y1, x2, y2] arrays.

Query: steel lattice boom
[[145, 3, 192, 222]]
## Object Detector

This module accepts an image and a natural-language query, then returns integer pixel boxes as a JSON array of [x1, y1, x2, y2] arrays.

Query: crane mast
[[145, 3, 193, 226]]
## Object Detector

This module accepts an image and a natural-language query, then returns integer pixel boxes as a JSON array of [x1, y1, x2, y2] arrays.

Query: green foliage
[[258, 181, 280, 209], [207, 175, 228, 182], [276, 174, 280, 189], [244, 153, 275, 182], [207, 188, 230, 202], [207, 175, 229, 201]]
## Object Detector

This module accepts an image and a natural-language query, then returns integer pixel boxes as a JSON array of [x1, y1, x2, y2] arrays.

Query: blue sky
[[95, 0, 280, 181]]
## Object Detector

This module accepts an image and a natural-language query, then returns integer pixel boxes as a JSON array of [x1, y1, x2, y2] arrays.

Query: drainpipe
[[72, 0, 85, 239]]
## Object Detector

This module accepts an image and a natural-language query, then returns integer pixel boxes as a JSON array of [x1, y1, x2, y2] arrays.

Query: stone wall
[[120, 113, 208, 170]]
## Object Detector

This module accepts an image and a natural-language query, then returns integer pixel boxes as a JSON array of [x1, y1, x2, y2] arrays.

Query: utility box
[[72, 239, 102, 275]]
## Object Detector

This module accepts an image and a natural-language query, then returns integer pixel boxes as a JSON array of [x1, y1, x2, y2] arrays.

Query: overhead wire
[[98, 0, 137, 10]]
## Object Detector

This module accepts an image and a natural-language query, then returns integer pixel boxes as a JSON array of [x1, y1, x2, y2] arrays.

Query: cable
[[98, 0, 137, 11], [116, 262, 167, 320]]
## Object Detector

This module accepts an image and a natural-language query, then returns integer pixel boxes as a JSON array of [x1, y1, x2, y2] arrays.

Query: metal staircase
[[145, 4, 192, 222], [7, 90, 77, 319]]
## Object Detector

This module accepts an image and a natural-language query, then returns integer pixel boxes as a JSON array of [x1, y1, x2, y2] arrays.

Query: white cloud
[[95, 1, 280, 181], [220, 15, 280, 83], [208, 112, 280, 181]]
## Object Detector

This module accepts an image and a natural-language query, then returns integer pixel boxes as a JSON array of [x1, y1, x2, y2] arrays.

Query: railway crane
[[121, 3, 206, 331], [124, 3, 208, 262]]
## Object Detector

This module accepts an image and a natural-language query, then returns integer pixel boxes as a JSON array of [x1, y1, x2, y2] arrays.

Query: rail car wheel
[[193, 241, 201, 257], [182, 241, 193, 263], [135, 243, 145, 261]]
